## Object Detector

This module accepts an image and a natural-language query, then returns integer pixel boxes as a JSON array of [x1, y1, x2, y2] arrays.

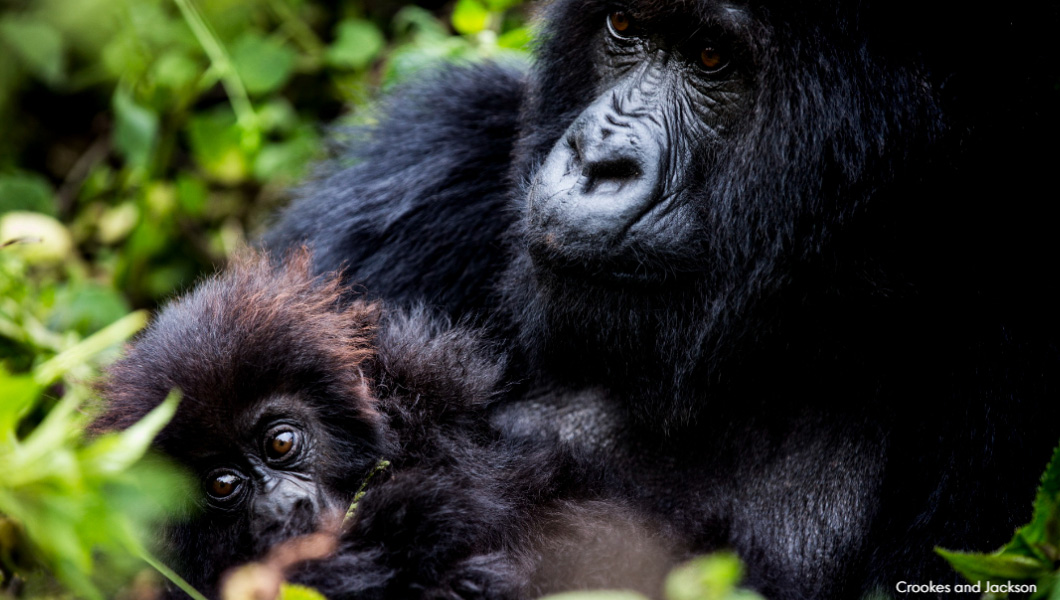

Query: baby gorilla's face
[[186, 394, 349, 551], [93, 251, 386, 594]]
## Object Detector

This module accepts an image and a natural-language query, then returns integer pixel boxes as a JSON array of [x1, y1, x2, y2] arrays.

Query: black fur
[[263, 63, 524, 319], [94, 253, 680, 599], [265, 1, 1060, 598]]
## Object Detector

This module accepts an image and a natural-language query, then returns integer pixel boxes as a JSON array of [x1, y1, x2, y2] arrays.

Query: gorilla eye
[[698, 47, 728, 72], [607, 12, 634, 37], [206, 471, 244, 501], [264, 427, 300, 461]]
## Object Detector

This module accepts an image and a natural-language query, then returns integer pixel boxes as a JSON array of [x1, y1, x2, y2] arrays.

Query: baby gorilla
[[93, 252, 533, 598], [94, 251, 680, 599]]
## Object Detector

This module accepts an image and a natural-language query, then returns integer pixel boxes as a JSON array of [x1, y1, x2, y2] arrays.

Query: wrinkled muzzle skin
[[526, 36, 749, 283]]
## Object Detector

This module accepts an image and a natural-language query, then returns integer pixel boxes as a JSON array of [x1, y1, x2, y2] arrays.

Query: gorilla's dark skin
[[266, 0, 1060, 597]]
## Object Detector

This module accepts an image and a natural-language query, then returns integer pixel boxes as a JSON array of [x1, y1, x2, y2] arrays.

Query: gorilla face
[[527, 6, 752, 283], [178, 394, 348, 553], [512, 0, 945, 405]]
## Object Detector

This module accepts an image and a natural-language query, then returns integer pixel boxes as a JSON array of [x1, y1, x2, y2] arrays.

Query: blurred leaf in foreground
[[0, 173, 55, 216], [327, 19, 386, 70], [0, 316, 194, 599]]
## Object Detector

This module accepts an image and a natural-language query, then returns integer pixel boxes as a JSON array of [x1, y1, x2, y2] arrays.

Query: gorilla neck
[[502, 246, 772, 428], [502, 237, 974, 431]]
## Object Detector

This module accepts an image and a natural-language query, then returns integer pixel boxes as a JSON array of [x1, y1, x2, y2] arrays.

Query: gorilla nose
[[526, 115, 662, 248], [568, 121, 648, 197]]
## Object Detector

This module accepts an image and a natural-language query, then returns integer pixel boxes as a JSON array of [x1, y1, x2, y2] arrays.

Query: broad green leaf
[[230, 33, 297, 96], [666, 553, 766, 600], [451, 0, 491, 35], [326, 19, 386, 70], [0, 16, 65, 85], [49, 283, 131, 336], [0, 173, 55, 216], [937, 548, 1052, 583], [392, 6, 450, 41], [253, 130, 321, 183], [1009, 443, 1060, 553], [97, 202, 140, 245], [186, 108, 250, 184], [497, 26, 533, 51], [112, 89, 160, 170], [152, 50, 201, 92], [175, 175, 208, 217], [383, 38, 474, 86], [257, 99, 299, 134]]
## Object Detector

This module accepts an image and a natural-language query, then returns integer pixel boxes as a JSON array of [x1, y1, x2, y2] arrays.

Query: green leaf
[[257, 99, 299, 134], [81, 392, 180, 476], [1009, 443, 1060, 554], [451, 0, 491, 35], [326, 19, 386, 70], [937, 548, 1052, 583], [49, 283, 131, 336], [665, 553, 766, 600], [0, 367, 41, 446], [186, 108, 250, 184], [382, 38, 474, 87], [0, 16, 65, 85], [152, 50, 201, 92], [484, 0, 522, 10], [253, 129, 321, 183], [34, 310, 148, 386], [392, 6, 450, 41], [230, 33, 297, 96], [497, 26, 533, 51], [112, 89, 160, 170], [279, 583, 329, 600], [539, 592, 649, 600], [0, 173, 55, 216], [175, 175, 208, 217]]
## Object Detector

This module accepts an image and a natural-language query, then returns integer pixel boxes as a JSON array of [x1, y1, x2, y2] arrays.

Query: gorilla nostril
[[581, 157, 643, 196], [584, 158, 641, 182]]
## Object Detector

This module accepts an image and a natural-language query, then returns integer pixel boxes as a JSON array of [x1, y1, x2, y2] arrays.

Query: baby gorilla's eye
[[206, 471, 243, 501], [607, 11, 635, 37], [264, 426, 300, 461]]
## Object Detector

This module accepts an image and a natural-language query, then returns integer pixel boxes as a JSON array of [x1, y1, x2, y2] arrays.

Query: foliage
[[0, 243, 196, 599], [0, 0, 531, 308], [939, 444, 1060, 600]]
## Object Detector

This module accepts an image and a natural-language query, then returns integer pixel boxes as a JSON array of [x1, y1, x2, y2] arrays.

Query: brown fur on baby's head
[[92, 249, 383, 455]]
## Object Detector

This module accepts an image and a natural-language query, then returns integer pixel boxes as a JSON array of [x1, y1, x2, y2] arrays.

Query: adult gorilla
[[266, 0, 1060, 597]]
